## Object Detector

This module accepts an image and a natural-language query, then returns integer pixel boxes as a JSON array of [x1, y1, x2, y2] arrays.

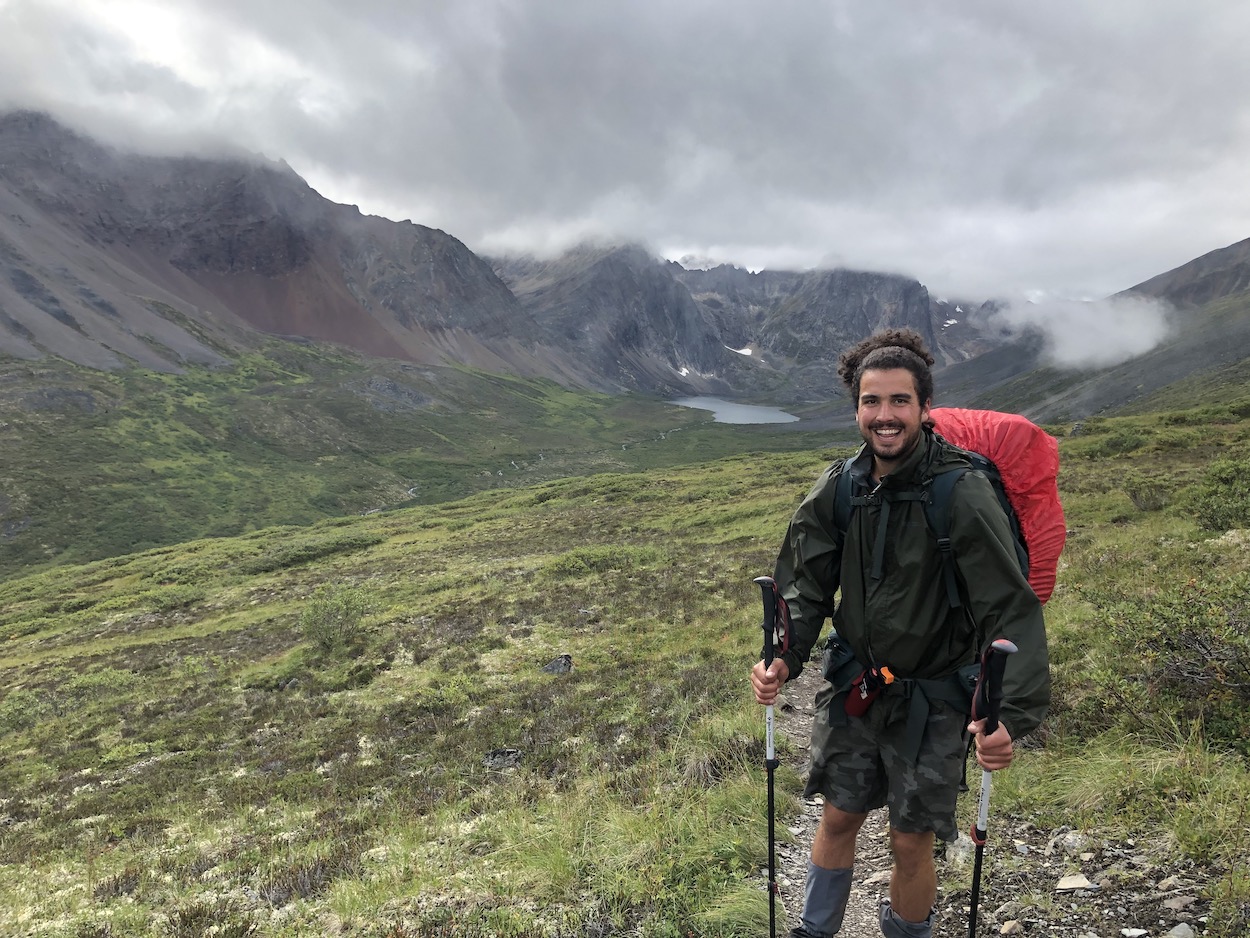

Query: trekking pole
[[967, 638, 1017, 938], [753, 576, 791, 938]]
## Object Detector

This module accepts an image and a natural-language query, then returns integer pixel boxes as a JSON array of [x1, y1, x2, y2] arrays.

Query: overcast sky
[[3, 0, 1249, 307]]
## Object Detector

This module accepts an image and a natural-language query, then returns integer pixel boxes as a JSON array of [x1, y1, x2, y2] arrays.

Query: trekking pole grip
[[754, 575, 777, 668], [977, 638, 1018, 736]]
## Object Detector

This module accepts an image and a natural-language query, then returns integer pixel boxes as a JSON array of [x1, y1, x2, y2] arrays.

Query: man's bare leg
[[886, 828, 936, 924], [812, 802, 868, 867]]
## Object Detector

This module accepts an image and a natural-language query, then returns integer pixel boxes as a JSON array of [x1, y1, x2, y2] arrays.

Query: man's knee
[[889, 829, 935, 871], [812, 804, 869, 869], [819, 803, 868, 838]]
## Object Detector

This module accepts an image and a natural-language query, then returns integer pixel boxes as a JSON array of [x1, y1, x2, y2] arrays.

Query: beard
[[862, 422, 922, 464]]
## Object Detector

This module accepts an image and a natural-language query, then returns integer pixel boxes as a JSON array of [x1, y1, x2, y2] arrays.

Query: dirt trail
[[770, 661, 894, 936], [765, 664, 1217, 938]]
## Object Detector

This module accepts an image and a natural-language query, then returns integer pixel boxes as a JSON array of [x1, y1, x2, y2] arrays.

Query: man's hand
[[750, 658, 790, 705], [967, 718, 1014, 771]]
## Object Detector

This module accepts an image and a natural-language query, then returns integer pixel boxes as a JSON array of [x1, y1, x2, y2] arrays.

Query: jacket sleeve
[[949, 471, 1051, 739], [772, 462, 843, 681]]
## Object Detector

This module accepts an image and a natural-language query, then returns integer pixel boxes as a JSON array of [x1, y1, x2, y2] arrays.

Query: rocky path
[[769, 661, 893, 936], [766, 664, 1216, 938]]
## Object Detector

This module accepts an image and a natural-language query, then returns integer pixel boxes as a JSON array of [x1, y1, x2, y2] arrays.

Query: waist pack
[[822, 636, 978, 764]]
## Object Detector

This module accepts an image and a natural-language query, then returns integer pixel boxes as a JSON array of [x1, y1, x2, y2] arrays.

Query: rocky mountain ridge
[[0, 111, 997, 403], [0, 111, 567, 379], [4, 110, 1250, 419]]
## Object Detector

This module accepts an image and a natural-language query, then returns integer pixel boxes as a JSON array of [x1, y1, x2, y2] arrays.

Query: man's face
[[856, 367, 931, 475]]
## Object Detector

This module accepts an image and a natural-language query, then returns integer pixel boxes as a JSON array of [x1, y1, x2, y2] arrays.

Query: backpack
[[832, 407, 1065, 605]]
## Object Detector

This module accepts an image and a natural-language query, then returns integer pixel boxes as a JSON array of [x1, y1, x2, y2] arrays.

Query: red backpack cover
[[929, 407, 1066, 604]]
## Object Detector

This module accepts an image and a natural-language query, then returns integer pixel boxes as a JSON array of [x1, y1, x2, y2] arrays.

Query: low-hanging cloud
[[985, 294, 1176, 369], [2, 1, 1250, 301]]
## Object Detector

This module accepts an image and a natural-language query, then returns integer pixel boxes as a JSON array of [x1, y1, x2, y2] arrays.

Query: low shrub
[[144, 584, 206, 611], [240, 533, 384, 574], [1095, 576, 1250, 753], [541, 545, 665, 579], [299, 584, 372, 652], [1122, 472, 1171, 512], [1080, 426, 1149, 458], [0, 688, 47, 732], [1192, 455, 1250, 531]]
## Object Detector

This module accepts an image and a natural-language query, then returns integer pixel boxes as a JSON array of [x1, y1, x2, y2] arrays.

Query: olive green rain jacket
[[775, 428, 1050, 740]]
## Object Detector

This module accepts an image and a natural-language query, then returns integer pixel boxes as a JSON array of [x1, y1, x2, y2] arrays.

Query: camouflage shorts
[[804, 682, 969, 842]]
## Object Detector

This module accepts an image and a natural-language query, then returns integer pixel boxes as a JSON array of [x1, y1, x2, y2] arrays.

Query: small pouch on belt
[[821, 636, 861, 691], [844, 665, 895, 717]]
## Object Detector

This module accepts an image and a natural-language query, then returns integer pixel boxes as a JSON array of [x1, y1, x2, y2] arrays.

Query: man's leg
[[875, 697, 967, 938], [887, 828, 935, 921], [792, 804, 866, 938], [813, 802, 867, 868], [878, 828, 936, 936]]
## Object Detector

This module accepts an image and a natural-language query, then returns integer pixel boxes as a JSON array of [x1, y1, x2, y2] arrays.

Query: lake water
[[669, 396, 800, 424]]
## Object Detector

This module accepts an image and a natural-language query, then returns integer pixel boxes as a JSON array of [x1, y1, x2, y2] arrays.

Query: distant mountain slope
[[0, 112, 1009, 397], [668, 263, 804, 348], [492, 244, 735, 394], [945, 255, 1250, 424], [1123, 237, 1250, 308], [6, 110, 1250, 416], [998, 289, 1250, 423], [0, 110, 560, 377]]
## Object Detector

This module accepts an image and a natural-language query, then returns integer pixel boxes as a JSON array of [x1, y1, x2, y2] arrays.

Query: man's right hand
[[750, 658, 790, 705]]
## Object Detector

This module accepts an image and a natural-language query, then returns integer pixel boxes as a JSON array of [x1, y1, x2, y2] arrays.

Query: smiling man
[[855, 365, 928, 471], [750, 328, 1050, 938]]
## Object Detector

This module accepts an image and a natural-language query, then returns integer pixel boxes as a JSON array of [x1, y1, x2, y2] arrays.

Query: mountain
[[7, 111, 1250, 577], [1123, 237, 1250, 309], [6, 110, 1250, 418], [668, 263, 804, 348], [971, 244, 1250, 423], [491, 244, 735, 394], [0, 111, 1003, 399], [0, 110, 563, 378]]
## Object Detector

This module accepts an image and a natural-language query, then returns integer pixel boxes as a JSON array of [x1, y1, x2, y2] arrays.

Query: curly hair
[[837, 327, 935, 405]]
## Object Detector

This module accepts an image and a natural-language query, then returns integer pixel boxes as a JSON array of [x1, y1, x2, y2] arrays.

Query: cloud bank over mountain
[[2, 1, 1250, 301], [992, 294, 1176, 369]]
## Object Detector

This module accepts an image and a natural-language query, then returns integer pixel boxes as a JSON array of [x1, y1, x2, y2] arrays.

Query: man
[[750, 329, 1050, 938]]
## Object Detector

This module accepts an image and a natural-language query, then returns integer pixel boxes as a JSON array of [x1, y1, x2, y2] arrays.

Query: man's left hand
[[967, 718, 1014, 771]]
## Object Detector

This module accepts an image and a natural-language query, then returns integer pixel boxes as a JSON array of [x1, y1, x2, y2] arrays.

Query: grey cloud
[[985, 294, 1175, 370], [2, 0, 1249, 300]]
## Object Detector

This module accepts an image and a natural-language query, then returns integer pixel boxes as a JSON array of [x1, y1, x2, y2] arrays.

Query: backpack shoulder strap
[[832, 453, 894, 534], [924, 465, 969, 609], [926, 447, 1031, 610], [832, 457, 855, 548], [833, 454, 930, 581]]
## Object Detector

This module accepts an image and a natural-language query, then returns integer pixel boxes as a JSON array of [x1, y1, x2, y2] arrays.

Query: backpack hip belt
[[887, 666, 979, 765], [840, 665, 978, 765]]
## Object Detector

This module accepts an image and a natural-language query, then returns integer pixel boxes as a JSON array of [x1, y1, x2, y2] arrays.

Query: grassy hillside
[[2, 405, 1249, 936], [0, 342, 837, 580]]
